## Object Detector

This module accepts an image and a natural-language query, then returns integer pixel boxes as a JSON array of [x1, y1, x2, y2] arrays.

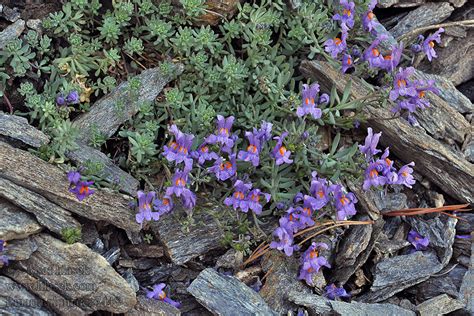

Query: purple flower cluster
[[67, 170, 95, 201], [407, 229, 429, 251], [57, 90, 80, 106], [146, 283, 180, 308], [270, 172, 358, 256], [296, 83, 329, 119], [135, 191, 175, 226], [163, 125, 195, 171], [0, 240, 9, 266], [363, 34, 403, 72], [389, 67, 439, 123], [359, 128, 416, 190], [298, 242, 331, 286], [224, 180, 270, 215]]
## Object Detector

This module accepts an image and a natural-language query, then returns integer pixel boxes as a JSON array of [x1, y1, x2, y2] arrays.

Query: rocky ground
[[0, 0, 473, 315]]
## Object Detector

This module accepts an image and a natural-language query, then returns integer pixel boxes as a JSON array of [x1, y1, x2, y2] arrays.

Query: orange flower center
[[397, 79, 407, 88], [371, 48, 380, 57], [79, 185, 89, 195], [201, 146, 209, 153], [340, 196, 349, 205], [251, 194, 259, 202], [309, 250, 319, 258], [429, 41, 435, 48], [175, 178, 185, 186], [279, 146, 287, 155], [163, 198, 170, 205], [219, 127, 229, 135], [402, 171, 408, 177], [385, 158, 392, 166], [347, 57, 352, 65], [234, 191, 244, 200], [317, 191, 324, 198], [370, 169, 378, 178], [224, 161, 232, 169], [303, 207, 311, 216], [247, 145, 258, 153], [158, 292, 166, 300], [367, 11, 375, 20], [170, 141, 178, 150], [384, 55, 392, 60], [334, 38, 342, 46], [343, 9, 351, 16], [178, 146, 188, 154], [419, 91, 425, 98]]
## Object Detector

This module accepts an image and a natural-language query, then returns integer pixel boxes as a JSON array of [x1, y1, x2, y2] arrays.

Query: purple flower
[[324, 283, 350, 300], [297, 83, 322, 119], [407, 230, 429, 251], [135, 191, 161, 224], [324, 26, 348, 58], [333, 0, 355, 29], [407, 113, 419, 126], [153, 195, 174, 214], [362, 0, 378, 32], [165, 169, 196, 209], [412, 79, 439, 108], [319, 93, 330, 105], [224, 180, 252, 212], [163, 125, 194, 170], [270, 225, 298, 256], [396, 162, 415, 188], [272, 132, 293, 165], [66, 91, 80, 105], [309, 173, 330, 209], [411, 44, 422, 53], [208, 154, 237, 181], [423, 28, 444, 61], [0, 240, 5, 252], [341, 54, 354, 73], [389, 67, 417, 101], [56, 94, 66, 106], [146, 283, 181, 308], [379, 42, 403, 72], [358, 127, 381, 160], [363, 162, 388, 190], [247, 189, 271, 215], [69, 181, 95, 201], [254, 121, 273, 142], [238, 132, 262, 167], [333, 186, 357, 220], [191, 143, 219, 165], [206, 115, 235, 153], [363, 35, 388, 69], [67, 170, 81, 185], [298, 242, 331, 286]]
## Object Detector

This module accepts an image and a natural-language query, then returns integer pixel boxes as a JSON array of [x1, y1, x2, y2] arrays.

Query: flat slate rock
[[187, 268, 277, 316], [389, 2, 454, 39], [124, 295, 181, 316], [0, 141, 141, 233], [0, 112, 50, 148], [300, 60, 474, 204], [0, 19, 25, 50], [416, 294, 465, 315], [67, 143, 139, 196], [458, 232, 473, 313], [0, 199, 42, 240], [0, 276, 54, 316], [0, 177, 81, 235], [358, 250, 443, 302], [151, 206, 227, 265], [73, 64, 184, 144], [9, 234, 137, 314], [4, 237, 38, 262], [4, 268, 87, 316], [288, 291, 415, 316], [259, 250, 311, 314]]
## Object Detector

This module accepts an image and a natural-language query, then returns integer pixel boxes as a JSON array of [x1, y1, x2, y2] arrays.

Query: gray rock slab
[[73, 64, 184, 144], [0, 177, 80, 235], [0, 199, 42, 240], [187, 268, 277, 316], [289, 291, 415, 316], [259, 250, 311, 314], [10, 234, 137, 314], [390, 3, 454, 39], [0, 112, 50, 148], [416, 294, 465, 315], [0, 275, 55, 316], [151, 206, 227, 265], [5, 237, 38, 262], [67, 143, 139, 196], [124, 295, 181, 316], [0, 19, 25, 50], [0, 141, 141, 233], [358, 250, 443, 302]]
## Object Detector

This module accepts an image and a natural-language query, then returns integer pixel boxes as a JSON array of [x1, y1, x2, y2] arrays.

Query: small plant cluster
[[324, 0, 442, 124]]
